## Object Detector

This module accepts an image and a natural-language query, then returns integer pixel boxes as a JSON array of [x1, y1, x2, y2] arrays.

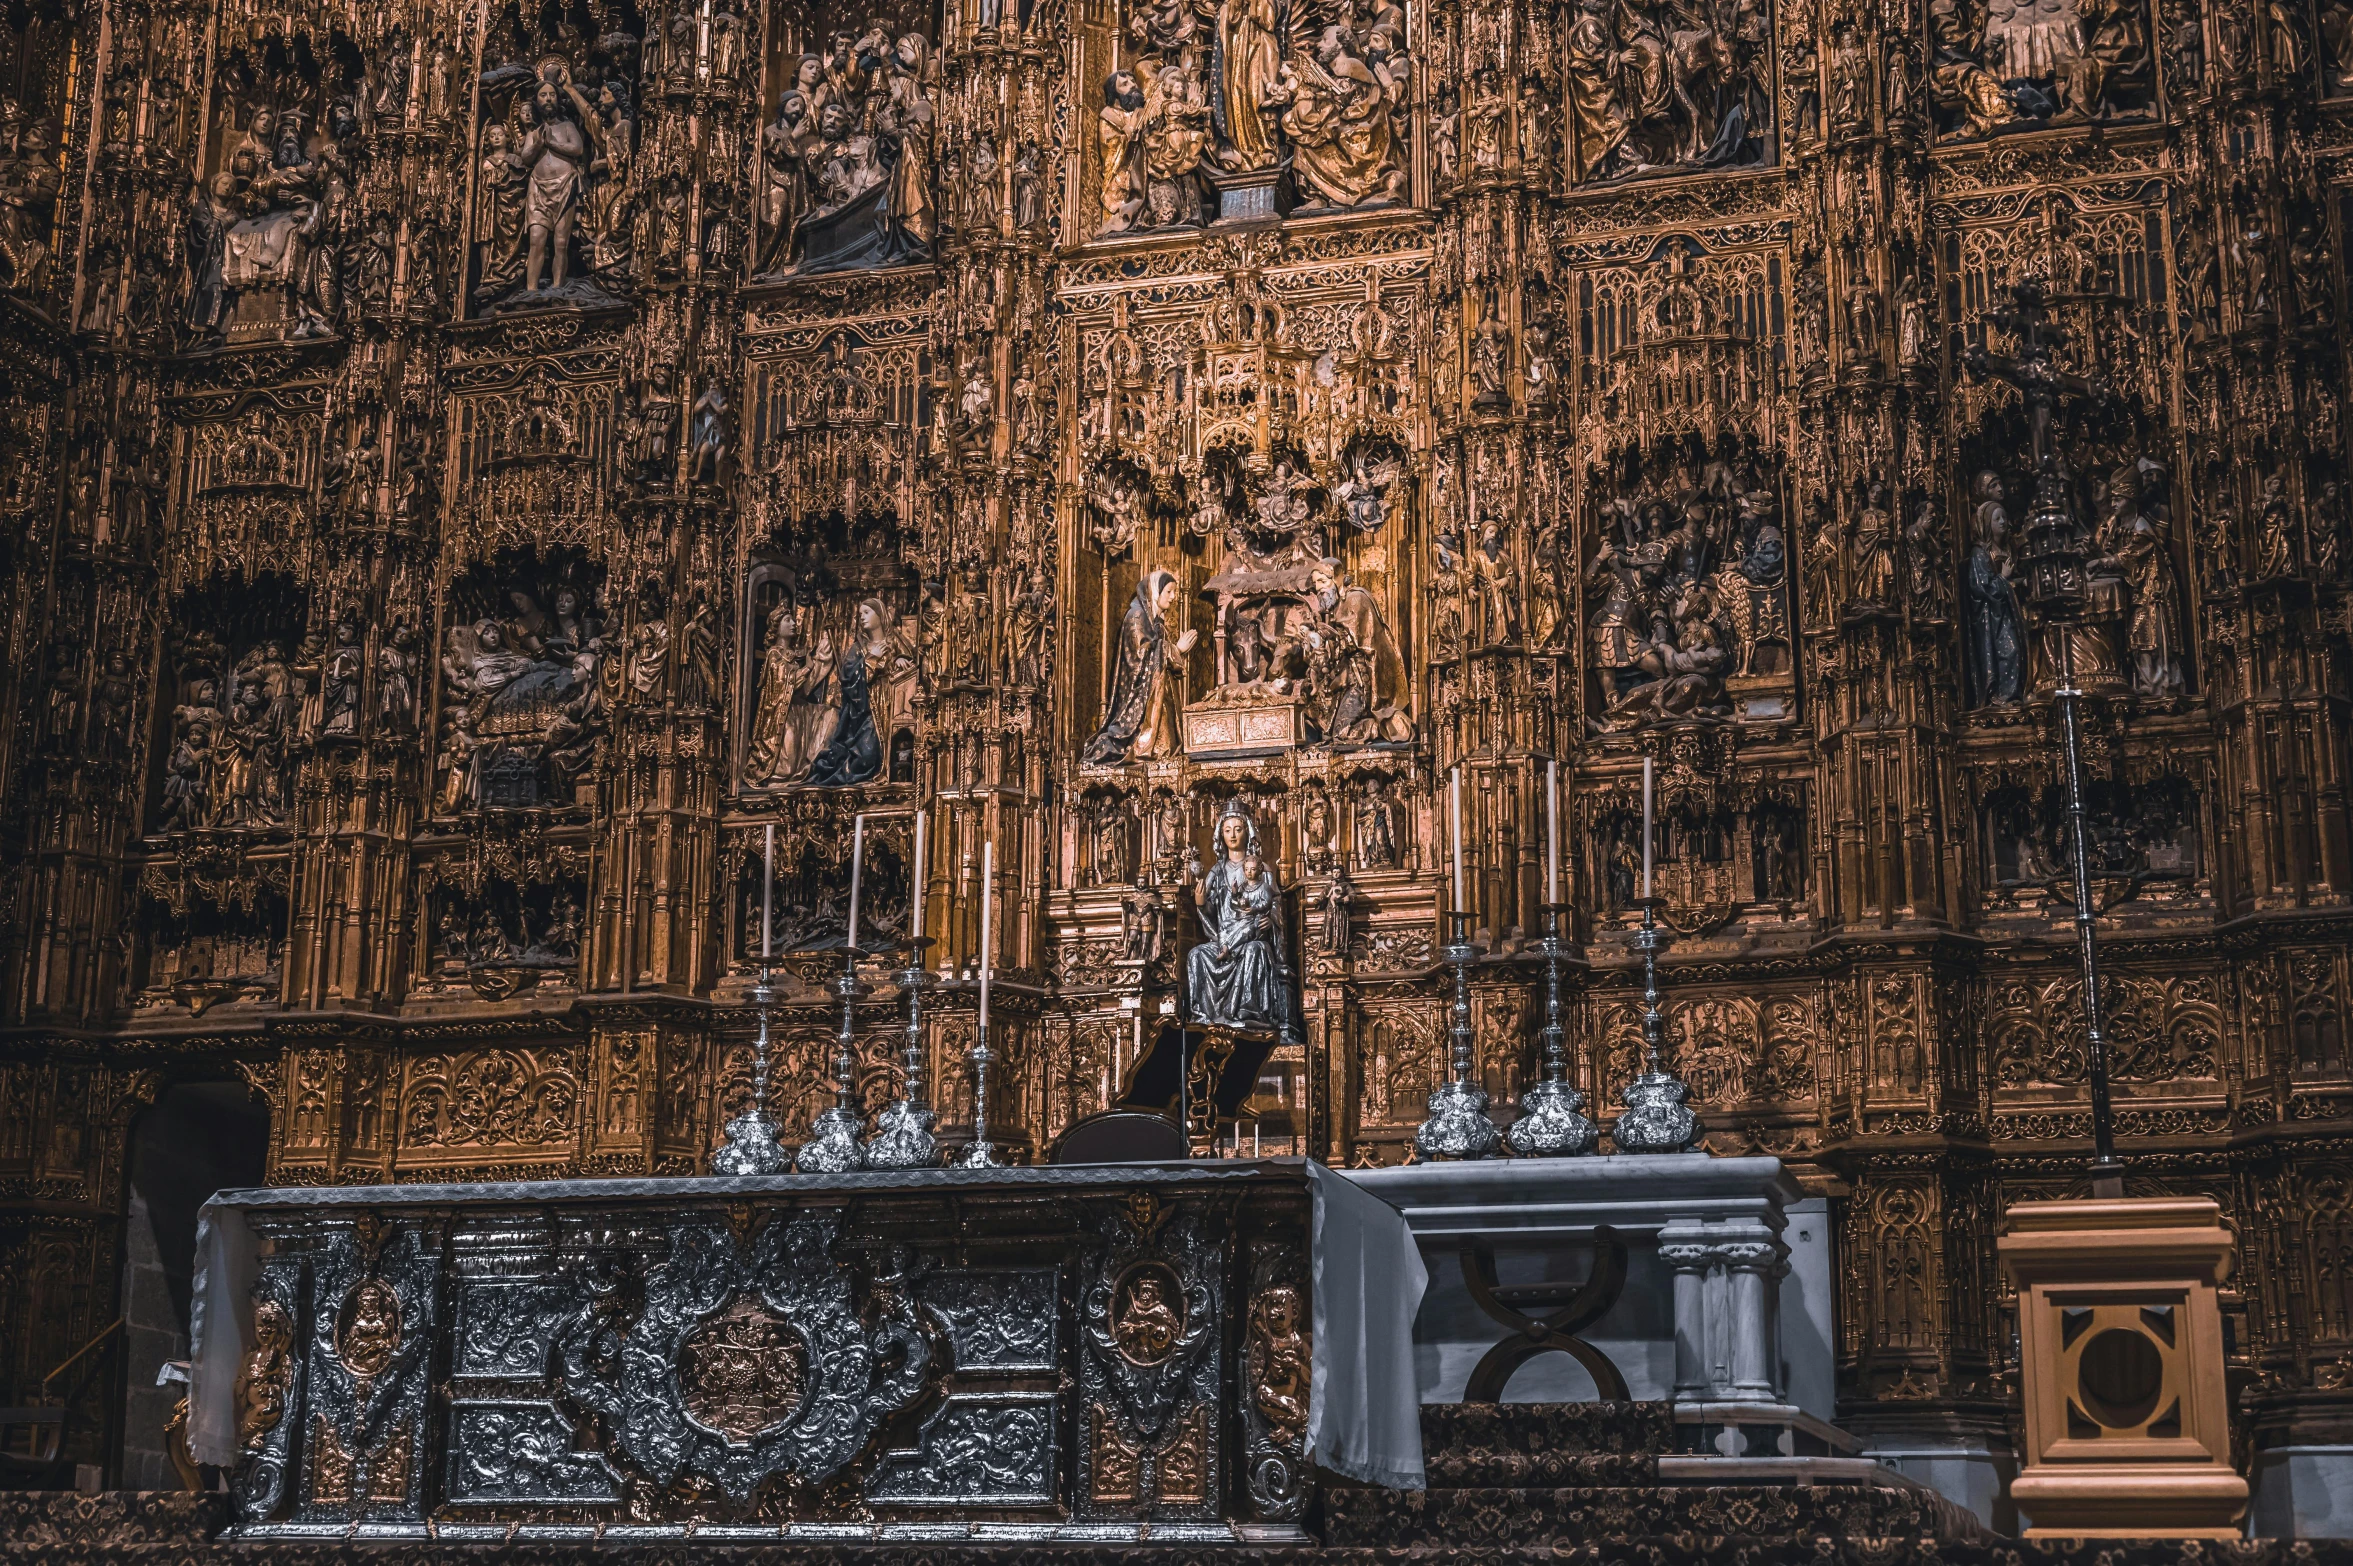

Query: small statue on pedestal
[[1180, 801, 1298, 1043]]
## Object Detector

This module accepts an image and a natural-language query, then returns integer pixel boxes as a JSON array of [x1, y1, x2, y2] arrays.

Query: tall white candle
[[848, 814, 866, 951], [761, 823, 775, 959], [978, 838, 994, 1031], [1545, 759, 1559, 907], [1641, 757, 1654, 900], [1450, 766, 1466, 913], [910, 809, 927, 950]]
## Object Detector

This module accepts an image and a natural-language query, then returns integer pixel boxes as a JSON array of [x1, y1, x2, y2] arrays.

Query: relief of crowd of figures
[[3, 0, 2353, 1482]]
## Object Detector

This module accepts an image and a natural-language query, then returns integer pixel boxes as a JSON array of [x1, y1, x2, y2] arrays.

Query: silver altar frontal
[[187, 1162, 1421, 1543]]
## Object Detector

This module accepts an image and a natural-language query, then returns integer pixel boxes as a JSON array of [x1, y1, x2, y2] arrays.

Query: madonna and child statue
[[1180, 800, 1300, 1046]]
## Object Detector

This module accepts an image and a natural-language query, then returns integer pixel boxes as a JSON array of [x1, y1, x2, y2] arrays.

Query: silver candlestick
[[952, 1007, 999, 1168], [1508, 900, 1597, 1156], [711, 979, 789, 1174], [796, 947, 871, 1172], [1415, 911, 1500, 1160], [867, 939, 939, 1168], [1610, 898, 1699, 1153]]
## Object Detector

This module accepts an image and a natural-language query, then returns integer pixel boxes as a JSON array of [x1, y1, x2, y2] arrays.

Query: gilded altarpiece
[[0, 0, 2350, 1496]]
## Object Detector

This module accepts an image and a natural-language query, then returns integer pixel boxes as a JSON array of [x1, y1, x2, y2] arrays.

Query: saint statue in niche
[[805, 598, 917, 787], [1216, 0, 1282, 171], [746, 604, 841, 786], [1181, 801, 1299, 1042], [1082, 570, 1200, 766], [1964, 472, 2027, 705]]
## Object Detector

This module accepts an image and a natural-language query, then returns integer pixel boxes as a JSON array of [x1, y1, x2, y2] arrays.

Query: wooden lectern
[[1999, 1196, 2247, 1539]]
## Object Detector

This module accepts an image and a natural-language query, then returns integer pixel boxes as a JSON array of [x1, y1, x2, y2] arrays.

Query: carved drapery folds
[[751, 12, 939, 277], [1559, 0, 1773, 183], [738, 525, 921, 791], [434, 554, 609, 813], [1090, 0, 1411, 236], [1922, 0, 2154, 140]]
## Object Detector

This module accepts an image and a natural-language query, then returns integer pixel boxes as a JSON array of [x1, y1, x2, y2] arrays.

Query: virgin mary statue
[[1183, 801, 1298, 1042], [1082, 569, 1198, 766]]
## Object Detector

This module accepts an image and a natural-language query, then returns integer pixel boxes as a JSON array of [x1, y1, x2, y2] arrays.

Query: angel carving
[[1086, 467, 1148, 556], [1249, 458, 1318, 544], [1334, 446, 1401, 536]]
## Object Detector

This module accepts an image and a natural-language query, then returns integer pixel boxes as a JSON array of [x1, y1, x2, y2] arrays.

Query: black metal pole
[[2054, 633, 2123, 1195]]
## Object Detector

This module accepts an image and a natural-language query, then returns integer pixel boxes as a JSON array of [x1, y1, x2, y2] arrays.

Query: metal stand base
[[1611, 901, 1699, 1155], [711, 981, 789, 1175], [1415, 916, 1500, 1161], [797, 951, 870, 1174], [1508, 911, 1597, 1157]]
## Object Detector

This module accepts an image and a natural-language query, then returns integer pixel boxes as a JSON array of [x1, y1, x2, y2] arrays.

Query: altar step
[[1323, 1401, 1987, 1551], [1417, 1399, 1668, 1487], [0, 1403, 1978, 1560]]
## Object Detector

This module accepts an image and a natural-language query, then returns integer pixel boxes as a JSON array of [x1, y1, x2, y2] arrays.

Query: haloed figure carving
[[1084, 570, 1199, 766], [1562, 0, 1770, 183], [1181, 801, 1298, 1042], [518, 72, 594, 295], [467, 45, 633, 310]]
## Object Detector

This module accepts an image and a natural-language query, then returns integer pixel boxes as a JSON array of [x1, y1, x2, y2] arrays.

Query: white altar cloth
[[1306, 1161, 1429, 1488]]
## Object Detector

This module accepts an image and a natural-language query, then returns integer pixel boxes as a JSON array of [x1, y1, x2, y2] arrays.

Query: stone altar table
[[1343, 1154, 1854, 1474], [186, 1162, 1423, 1543]]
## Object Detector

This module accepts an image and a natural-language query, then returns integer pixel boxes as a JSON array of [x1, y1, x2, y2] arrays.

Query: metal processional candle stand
[[712, 825, 790, 1174], [1611, 758, 1700, 1154], [1966, 277, 2126, 1199], [1509, 758, 1599, 1156], [1415, 767, 1501, 1160], [798, 815, 871, 1173], [954, 837, 1001, 1168], [868, 808, 939, 1168]]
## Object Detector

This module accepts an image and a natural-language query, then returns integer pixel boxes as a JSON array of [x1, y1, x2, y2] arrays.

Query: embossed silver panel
[[215, 1166, 1316, 1537], [454, 1281, 557, 1378], [916, 1268, 1062, 1372], [869, 1393, 1059, 1506], [446, 1402, 621, 1503], [553, 1207, 931, 1500]]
